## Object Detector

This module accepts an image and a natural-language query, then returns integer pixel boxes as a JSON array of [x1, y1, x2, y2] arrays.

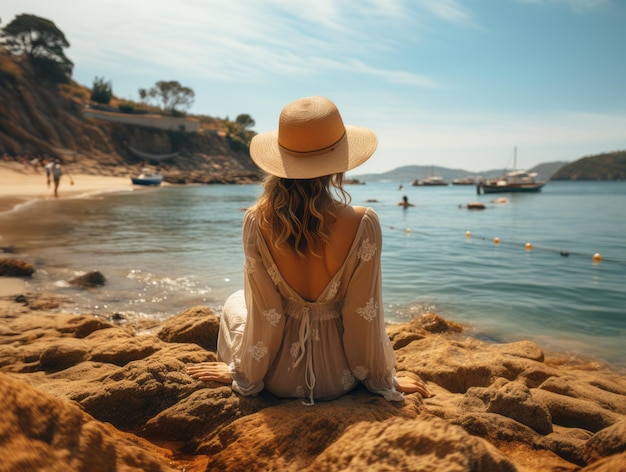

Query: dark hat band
[[278, 131, 346, 156]]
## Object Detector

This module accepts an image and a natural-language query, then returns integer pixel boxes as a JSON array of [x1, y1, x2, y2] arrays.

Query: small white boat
[[452, 177, 477, 185], [131, 168, 163, 186], [411, 166, 449, 186], [412, 176, 449, 186]]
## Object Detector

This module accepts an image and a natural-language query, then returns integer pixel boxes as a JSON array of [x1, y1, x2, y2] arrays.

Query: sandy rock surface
[[1, 294, 625, 471]]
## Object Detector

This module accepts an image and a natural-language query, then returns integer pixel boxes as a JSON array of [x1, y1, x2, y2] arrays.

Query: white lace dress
[[217, 207, 403, 405]]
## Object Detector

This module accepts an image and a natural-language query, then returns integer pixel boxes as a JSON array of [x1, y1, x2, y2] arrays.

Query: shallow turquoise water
[[1, 181, 624, 369]]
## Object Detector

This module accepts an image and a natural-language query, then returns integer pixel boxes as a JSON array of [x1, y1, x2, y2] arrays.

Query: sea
[[1, 180, 625, 370]]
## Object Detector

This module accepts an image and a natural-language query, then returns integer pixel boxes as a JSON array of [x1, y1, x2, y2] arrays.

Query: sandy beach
[[0, 161, 136, 214]]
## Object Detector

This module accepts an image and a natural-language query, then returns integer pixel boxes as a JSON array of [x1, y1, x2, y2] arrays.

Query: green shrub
[[91, 76, 112, 104], [118, 103, 134, 113]]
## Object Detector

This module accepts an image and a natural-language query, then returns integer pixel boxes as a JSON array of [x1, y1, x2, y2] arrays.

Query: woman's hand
[[396, 374, 430, 398], [187, 362, 232, 384]]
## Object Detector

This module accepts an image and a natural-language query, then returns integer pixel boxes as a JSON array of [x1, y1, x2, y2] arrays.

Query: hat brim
[[250, 125, 377, 179]]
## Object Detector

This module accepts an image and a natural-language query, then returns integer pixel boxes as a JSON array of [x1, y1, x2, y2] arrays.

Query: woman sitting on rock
[[188, 96, 429, 405]]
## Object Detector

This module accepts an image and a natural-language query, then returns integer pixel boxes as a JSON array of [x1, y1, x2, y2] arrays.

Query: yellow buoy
[[525, 242, 533, 251], [465, 231, 471, 238], [592, 253, 602, 262], [493, 237, 500, 245], [405, 228, 411, 234]]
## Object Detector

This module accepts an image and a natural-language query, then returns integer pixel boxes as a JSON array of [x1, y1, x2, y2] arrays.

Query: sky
[[2, 0, 625, 174]]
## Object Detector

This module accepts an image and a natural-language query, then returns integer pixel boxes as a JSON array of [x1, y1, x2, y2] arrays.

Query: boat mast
[[513, 146, 517, 171]]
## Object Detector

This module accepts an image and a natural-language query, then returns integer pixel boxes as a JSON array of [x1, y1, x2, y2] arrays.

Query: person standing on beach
[[50, 160, 75, 197], [51, 160, 63, 197], [29, 157, 41, 172], [188, 96, 429, 405], [44, 159, 54, 187]]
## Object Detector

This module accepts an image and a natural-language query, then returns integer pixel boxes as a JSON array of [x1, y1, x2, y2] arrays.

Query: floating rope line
[[463, 231, 626, 265], [384, 225, 626, 266], [386, 225, 432, 237]]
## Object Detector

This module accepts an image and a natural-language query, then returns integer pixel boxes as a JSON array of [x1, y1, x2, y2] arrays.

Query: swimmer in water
[[397, 195, 415, 208]]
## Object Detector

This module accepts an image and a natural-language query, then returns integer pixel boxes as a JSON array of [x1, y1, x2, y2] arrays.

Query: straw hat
[[250, 96, 377, 179]]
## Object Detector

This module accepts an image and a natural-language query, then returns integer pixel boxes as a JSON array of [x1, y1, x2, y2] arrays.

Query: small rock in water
[[466, 202, 486, 210], [0, 258, 35, 277], [69, 270, 107, 288]]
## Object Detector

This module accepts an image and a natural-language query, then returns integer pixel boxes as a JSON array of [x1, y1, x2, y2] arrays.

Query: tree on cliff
[[1, 14, 73, 83], [138, 88, 149, 106], [146, 80, 195, 115], [236, 114, 255, 130], [91, 76, 113, 104], [225, 114, 256, 151]]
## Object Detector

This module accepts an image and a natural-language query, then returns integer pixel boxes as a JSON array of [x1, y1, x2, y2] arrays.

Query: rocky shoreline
[[1, 283, 625, 471]]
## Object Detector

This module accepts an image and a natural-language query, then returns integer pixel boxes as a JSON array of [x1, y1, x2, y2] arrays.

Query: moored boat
[[478, 170, 545, 193], [412, 176, 449, 186], [131, 168, 163, 186], [477, 147, 545, 194], [452, 177, 477, 185]]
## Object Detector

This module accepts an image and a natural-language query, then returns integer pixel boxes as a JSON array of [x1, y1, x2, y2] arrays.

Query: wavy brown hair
[[255, 173, 351, 257]]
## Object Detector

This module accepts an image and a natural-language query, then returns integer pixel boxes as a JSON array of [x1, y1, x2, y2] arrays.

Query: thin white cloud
[[512, 0, 611, 11], [44, 0, 439, 88], [363, 0, 410, 18], [3, 0, 462, 89], [343, 59, 440, 87], [417, 0, 475, 25]]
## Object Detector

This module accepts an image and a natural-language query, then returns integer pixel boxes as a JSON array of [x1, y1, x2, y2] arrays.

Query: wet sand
[[0, 277, 25, 297]]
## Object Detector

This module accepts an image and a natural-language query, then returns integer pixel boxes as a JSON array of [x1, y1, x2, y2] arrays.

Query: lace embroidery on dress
[[267, 264, 281, 285], [357, 238, 376, 262], [249, 341, 268, 361], [244, 256, 257, 274], [353, 365, 368, 380], [263, 308, 281, 327], [290, 342, 299, 359], [326, 280, 340, 300], [341, 369, 356, 390], [356, 298, 378, 322], [312, 325, 320, 342]]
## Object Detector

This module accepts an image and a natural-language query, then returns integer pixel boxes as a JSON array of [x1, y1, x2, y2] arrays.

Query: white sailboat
[[479, 147, 545, 194]]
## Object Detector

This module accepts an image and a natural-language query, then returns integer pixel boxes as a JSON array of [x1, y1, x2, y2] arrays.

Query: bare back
[[260, 204, 367, 302]]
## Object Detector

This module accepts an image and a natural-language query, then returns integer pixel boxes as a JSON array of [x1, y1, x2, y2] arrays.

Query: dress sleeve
[[229, 210, 286, 396], [341, 209, 403, 401]]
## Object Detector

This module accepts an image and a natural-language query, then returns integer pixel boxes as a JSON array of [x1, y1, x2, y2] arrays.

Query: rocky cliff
[[0, 49, 263, 184]]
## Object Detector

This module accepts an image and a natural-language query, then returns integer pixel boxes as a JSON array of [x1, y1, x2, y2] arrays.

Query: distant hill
[[352, 161, 567, 184], [550, 151, 626, 181], [351, 165, 503, 184]]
